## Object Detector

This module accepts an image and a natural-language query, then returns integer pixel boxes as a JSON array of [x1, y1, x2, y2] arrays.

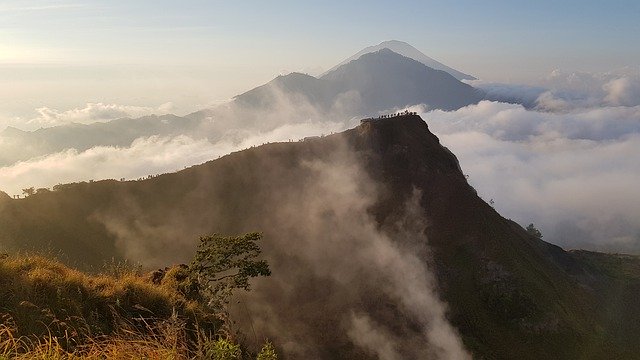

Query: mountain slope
[[323, 40, 476, 81], [1, 115, 638, 358], [320, 48, 483, 112], [233, 72, 334, 109], [195, 48, 483, 122]]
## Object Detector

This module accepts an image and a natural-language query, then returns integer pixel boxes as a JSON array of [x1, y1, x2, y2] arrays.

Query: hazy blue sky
[[1, 0, 639, 120]]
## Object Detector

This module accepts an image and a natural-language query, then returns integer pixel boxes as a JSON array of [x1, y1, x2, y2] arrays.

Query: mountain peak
[[320, 48, 483, 112], [323, 40, 476, 81], [1, 126, 27, 137]]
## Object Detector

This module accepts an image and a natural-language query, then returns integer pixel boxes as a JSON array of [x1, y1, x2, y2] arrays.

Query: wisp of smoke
[[230, 147, 470, 359]]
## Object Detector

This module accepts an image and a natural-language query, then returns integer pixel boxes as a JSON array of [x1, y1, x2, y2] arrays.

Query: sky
[[1, 0, 639, 123]]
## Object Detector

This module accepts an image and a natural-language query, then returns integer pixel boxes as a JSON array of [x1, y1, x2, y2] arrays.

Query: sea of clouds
[[1, 69, 639, 253], [426, 69, 640, 252]]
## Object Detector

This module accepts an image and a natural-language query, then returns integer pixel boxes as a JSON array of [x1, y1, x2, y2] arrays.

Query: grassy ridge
[[0, 254, 225, 358]]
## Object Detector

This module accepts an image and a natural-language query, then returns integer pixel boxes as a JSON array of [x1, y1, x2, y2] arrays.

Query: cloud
[[535, 71, 640, 111], [0, 80, 365, 187], [87, 132, 471, 358], [28, 102, 175, 128], [409, 101, 640, 252], [0, 136, 211, 195], [0, 102, 176, 131], [347, 314, 401, 360], [0, 120, 348, 196], [3, 67, 640, 257], [471, 69, 640, 111], [233, 153, 470, 358], [465, 80, 546, 108], [604, 77, 640, 107]]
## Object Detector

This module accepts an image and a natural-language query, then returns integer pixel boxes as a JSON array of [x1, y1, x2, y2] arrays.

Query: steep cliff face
[[1, 115, 639, 359]]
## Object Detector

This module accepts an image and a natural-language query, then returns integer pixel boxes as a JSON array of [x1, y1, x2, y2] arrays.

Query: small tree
[[204, 338, 242, 360], [22, 187, 35, 197], [525, 223, 543, 239], [257, 340, 278, 360], [190, 232, 271, 307]]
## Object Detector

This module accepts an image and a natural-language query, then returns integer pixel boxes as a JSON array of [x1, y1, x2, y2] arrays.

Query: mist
[[413, 100, 640, 252], [84, 128, 471, 359], [0, 120, 349, 196], [2, 66, 639, 257], [472, 69, 640, 111], [238, 158, 470, 359], [0, 81, 360, 196]]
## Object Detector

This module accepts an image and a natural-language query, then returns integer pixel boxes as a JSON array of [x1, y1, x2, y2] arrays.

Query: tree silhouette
[[22, 187, 35, 197], [190, 232, 271, 307], [525, 223, 543, 239]]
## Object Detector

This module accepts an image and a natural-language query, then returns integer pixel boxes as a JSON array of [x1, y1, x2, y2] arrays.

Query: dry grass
[[0, 319, 273, 359], [0, 253, 227, 359], [0, 319, 204, 359]]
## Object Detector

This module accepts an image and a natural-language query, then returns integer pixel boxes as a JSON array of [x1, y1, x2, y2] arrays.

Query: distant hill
[[233, 72, 334, 110], [2, 114, 640, 358], [323, 40, 476, 81]]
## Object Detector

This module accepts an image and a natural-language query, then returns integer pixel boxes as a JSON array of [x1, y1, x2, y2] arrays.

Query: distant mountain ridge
[[0, 114, 203, 166], [228, 48, 483, 115], [323, 40, 476, 81], [0, 42, 483, 170], [320, 48, 482, 112]]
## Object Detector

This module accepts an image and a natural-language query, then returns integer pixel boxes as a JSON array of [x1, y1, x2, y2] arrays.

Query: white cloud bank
[[472, 69, 640, 111], [412, 100, 640, 252], [0, 120, 349, 196], [1, 102, 175, 130], [2, 68, 639, 253]]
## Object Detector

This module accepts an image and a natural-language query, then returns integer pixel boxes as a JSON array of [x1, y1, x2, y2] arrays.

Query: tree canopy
[[525, 223, 543, 239], [190, 232, 271, 306]]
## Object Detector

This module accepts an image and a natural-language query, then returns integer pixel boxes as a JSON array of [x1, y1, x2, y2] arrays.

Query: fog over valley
[[2, 61, 639, 254], [1, 2, 640, 358]]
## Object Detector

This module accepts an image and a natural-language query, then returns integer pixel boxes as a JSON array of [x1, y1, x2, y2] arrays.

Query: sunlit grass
[[0, 253, 223, 359]]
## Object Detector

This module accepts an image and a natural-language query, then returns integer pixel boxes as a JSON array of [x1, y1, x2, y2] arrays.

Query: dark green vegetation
[[1, 115, 640, 358], [191, 233, 271, 307]]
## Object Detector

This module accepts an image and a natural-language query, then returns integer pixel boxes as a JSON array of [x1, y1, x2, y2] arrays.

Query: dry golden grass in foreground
[[0, 253, 281, 359], [0, 321, 277, 359], [0, 253, 216, 343]]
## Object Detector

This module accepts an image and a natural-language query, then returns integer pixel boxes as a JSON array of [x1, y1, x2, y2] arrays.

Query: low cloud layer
[[2, 68, 639, 256], [0, 121, 349, 196], [472, 69, 640, 111], [0, 102, 175, 130], [411, 100, 640, 252], [0, 81, 363, 195]]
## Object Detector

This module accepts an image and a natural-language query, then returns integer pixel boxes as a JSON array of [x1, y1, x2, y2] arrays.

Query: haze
[[1, 1, 640, 256], [2, 0, 639, 126]]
